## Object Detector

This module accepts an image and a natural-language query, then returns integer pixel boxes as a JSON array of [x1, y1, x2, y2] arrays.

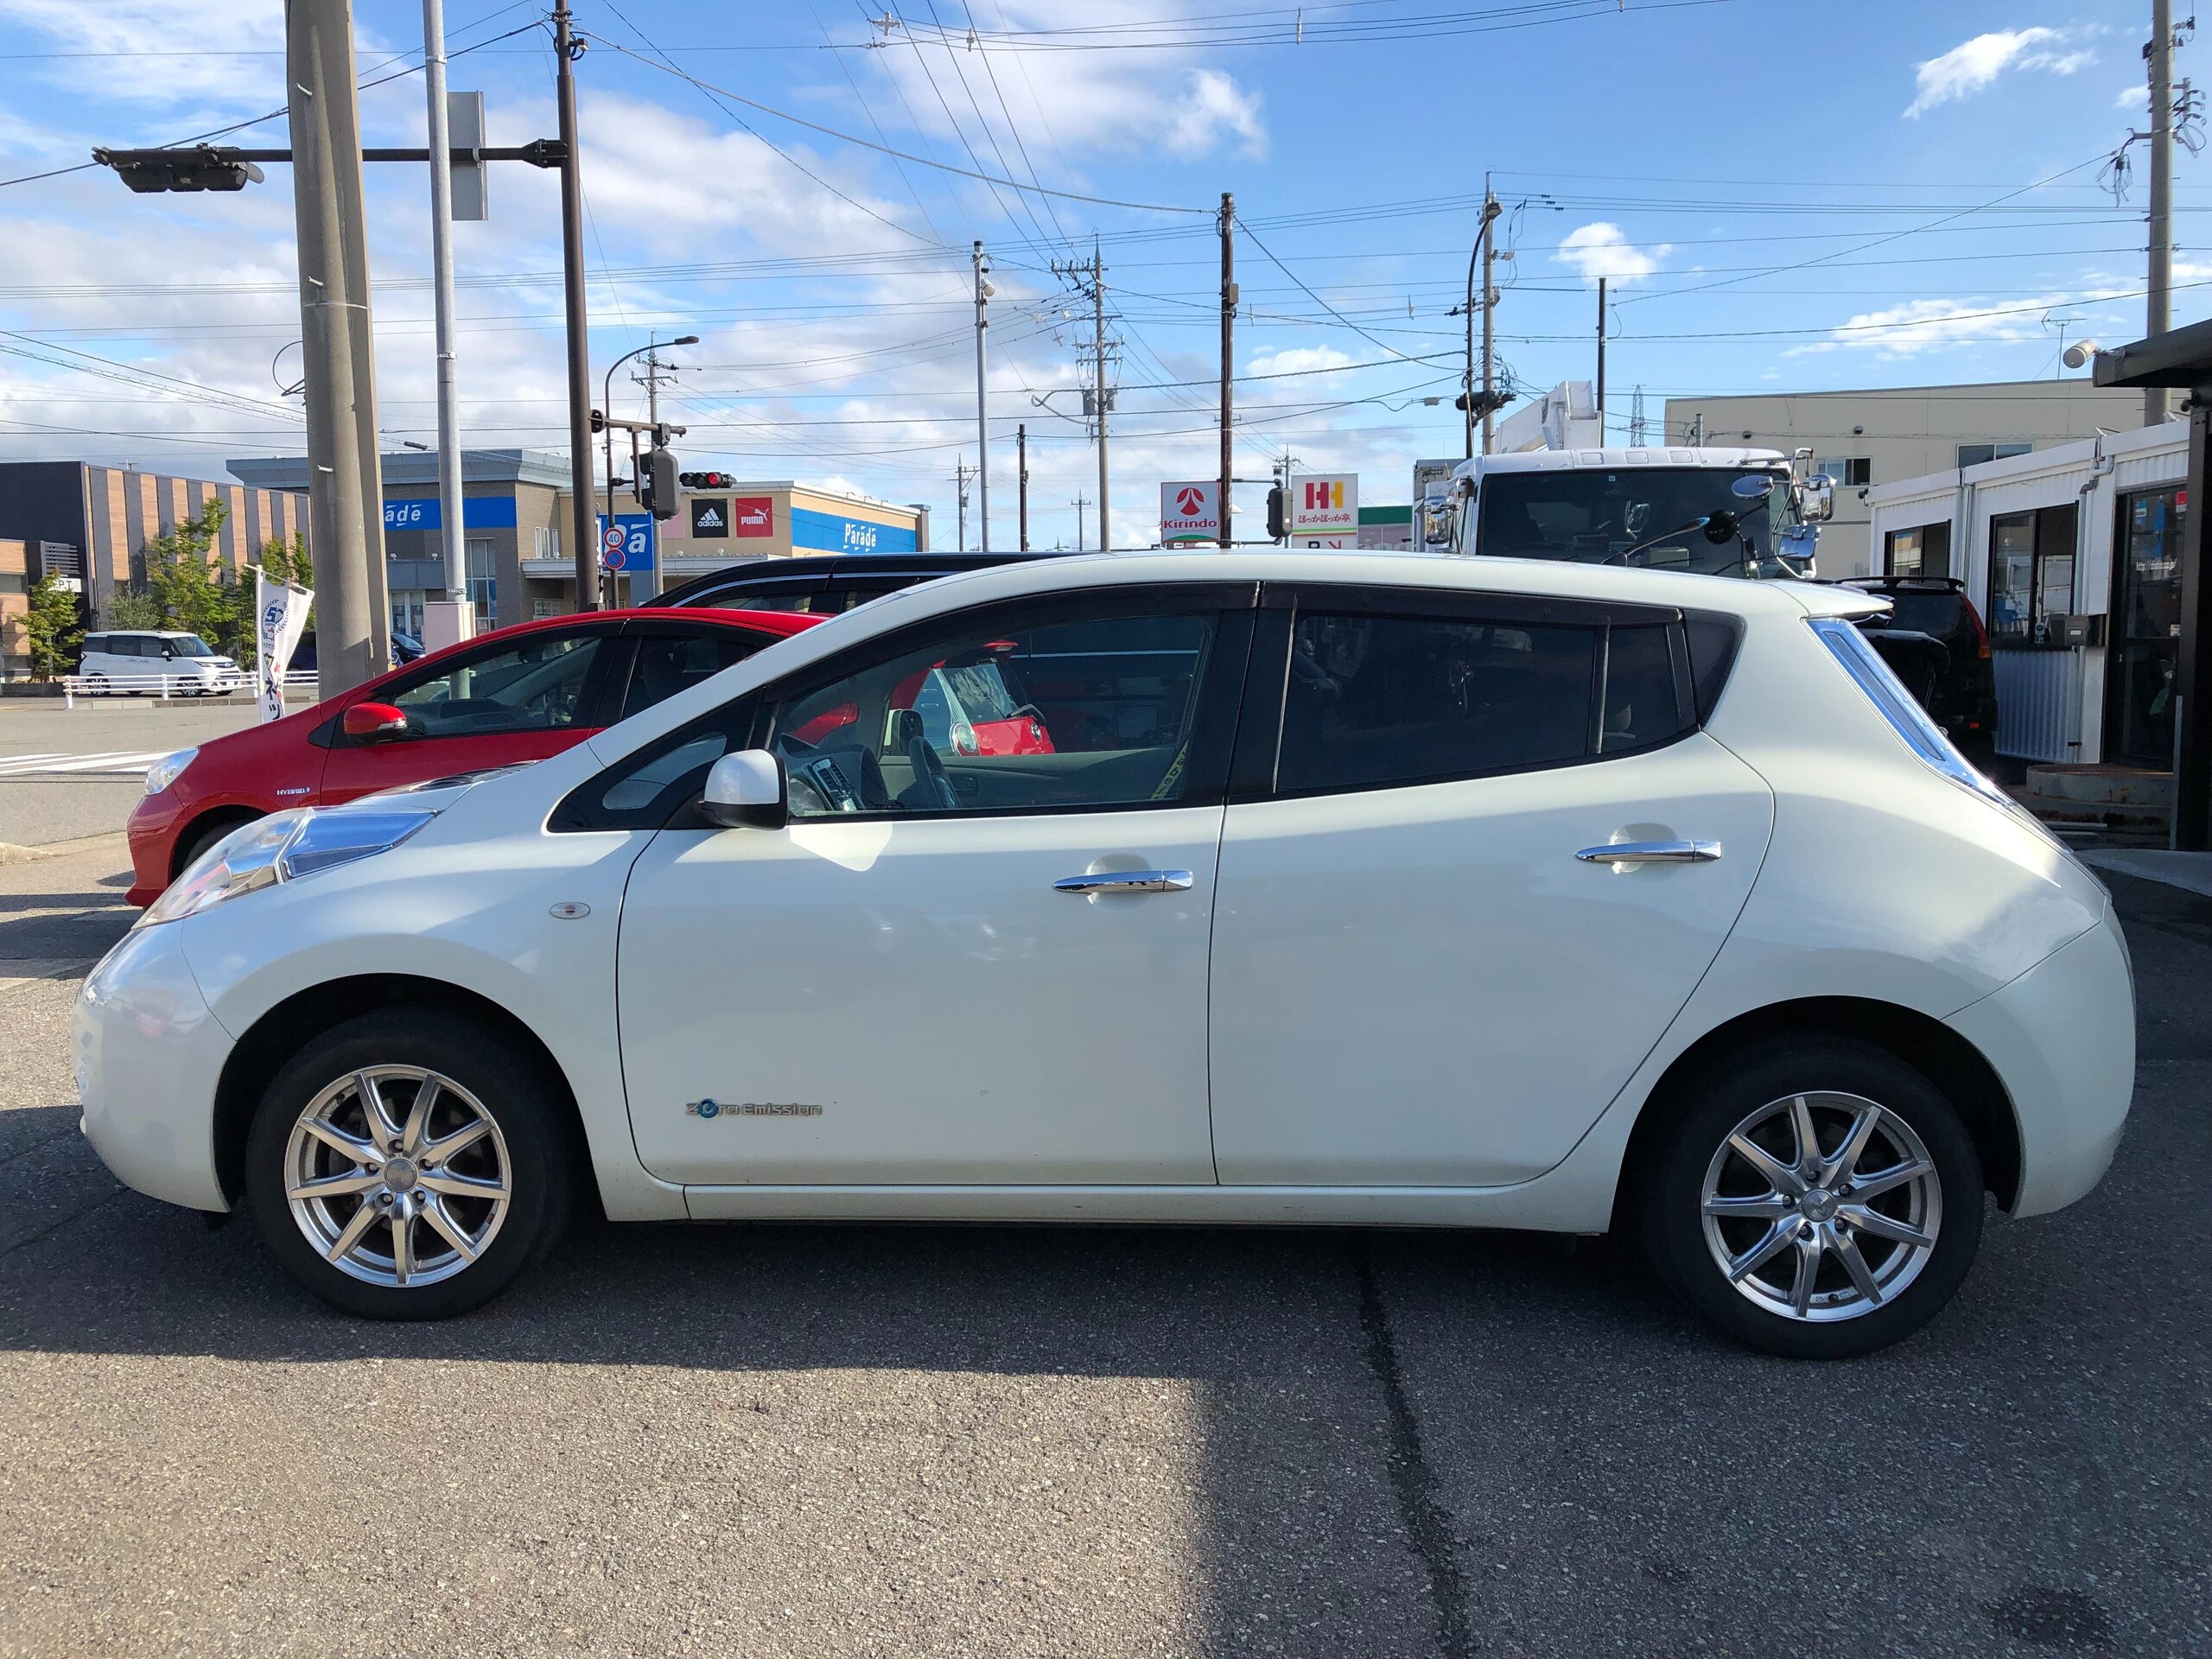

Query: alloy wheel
[[1700, 1090, 1942, 1324], [282, 1065, 512, 1287]]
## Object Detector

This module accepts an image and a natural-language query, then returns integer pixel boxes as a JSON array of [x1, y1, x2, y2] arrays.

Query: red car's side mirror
[[341, 701, 409, 741]]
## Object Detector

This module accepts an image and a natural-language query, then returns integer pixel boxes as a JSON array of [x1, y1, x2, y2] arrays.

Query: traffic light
[[94, 145, 265, 194], [678, 471, 736, 490], [639, 448, 680, 519], [1265, 486, 1287, 540]]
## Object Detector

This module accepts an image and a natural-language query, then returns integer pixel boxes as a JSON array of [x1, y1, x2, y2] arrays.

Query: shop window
[[1987, 505, 2076, 645], [1885, 522, 1951, 578], [466, 538, 497, 626]]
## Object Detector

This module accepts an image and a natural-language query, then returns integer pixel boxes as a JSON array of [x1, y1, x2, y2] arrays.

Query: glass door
[[2106, 486, 2183, 768]]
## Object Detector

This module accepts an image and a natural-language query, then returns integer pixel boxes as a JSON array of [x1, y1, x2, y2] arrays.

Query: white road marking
[[0, 750, 171, 779]]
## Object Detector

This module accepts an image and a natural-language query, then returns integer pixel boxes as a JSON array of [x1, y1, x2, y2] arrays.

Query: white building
[[1662, 380, 2153, 577], [1866, 422, 2186, 771]]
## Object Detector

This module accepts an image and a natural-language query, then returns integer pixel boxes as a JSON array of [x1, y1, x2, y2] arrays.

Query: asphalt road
[[1, 809, 2206, 1654]]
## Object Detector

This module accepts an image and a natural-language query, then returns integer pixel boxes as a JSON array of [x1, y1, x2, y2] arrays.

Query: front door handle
[[1576, 839, 1722, 865], [1053, 869, 1195, 894]]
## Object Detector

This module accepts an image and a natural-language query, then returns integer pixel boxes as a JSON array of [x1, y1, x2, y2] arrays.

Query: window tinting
[[1600, 625, 1681, 753], [621, 630, 768, 720], [1277, 613, 1598, 793], [770, 610, 1217, 817]]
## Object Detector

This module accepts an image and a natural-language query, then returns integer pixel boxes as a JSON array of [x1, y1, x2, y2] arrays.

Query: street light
[[598, 334, 699, 604]]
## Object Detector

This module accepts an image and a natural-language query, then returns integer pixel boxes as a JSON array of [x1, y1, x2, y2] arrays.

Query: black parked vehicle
[[1840, 576, 1999, 756], [647, 550, 1060, 615]]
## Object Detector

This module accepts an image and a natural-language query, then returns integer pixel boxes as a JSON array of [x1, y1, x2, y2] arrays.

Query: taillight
[[1966, 601, 1992, 660]]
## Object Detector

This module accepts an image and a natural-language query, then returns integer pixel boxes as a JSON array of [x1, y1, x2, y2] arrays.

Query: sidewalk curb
[[0, 831, 130, 866]]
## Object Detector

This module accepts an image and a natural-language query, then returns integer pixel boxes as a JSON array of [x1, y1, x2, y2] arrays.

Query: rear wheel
[[1643, 1035, 1983, 1359], [244, 1009, 576, 1319]]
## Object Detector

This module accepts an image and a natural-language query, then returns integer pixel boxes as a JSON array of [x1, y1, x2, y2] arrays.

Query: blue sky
[[0, 0, 2195, 547]]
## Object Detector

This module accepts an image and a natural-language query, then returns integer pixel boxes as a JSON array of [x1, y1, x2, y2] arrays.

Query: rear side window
[[620, 630, 769, 720], [1601, 624, 1681, 752], [1881, 594, 1967, 639]]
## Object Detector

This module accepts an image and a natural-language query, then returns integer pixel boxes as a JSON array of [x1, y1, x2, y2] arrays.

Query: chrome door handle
[[1053, 869, 1195, 894], [1576, 839, 1722, 865]]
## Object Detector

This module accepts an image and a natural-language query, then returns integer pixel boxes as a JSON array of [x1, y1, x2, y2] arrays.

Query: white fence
[[57, 671, 318, 708]]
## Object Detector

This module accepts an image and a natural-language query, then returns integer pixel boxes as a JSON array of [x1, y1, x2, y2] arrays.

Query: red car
[[127, 607, 822, 906]]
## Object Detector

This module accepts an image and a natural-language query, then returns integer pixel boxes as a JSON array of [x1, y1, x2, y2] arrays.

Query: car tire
[[244, 1008, 577, 1319], [1643, 1033, 1984, 1360], [172, 811, 258, 878]]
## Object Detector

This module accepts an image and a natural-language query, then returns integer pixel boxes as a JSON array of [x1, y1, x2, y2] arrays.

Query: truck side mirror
[[1420, 493, 1455, 548], [1796, 474, 1836, 524]]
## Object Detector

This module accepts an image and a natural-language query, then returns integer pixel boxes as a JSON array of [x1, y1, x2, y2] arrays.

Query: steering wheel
[[907, 734, 960, 809]]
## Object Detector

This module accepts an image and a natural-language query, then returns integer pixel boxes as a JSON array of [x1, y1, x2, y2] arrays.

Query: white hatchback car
[[74, 553, 2134, 1357], [79, 630, 245, 696]]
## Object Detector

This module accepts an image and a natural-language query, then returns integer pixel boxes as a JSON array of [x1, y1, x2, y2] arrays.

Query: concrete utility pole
[[1480, 180, 1500, 455], [1071, 493, 1088, 552], [554, 0, 597, 611], [974, 240, 991, 551], [1219, 192, 1235, 550], [2148, 0, 2177, 426], [286, 0, 388, 702], [421, 0, 464, 611], [1017, 423, 1029, 550], [1460, 187, 1502, 460], [1093, 237, 1110, 549], [954, 458, 972, 551], [1595, 276, 1607, 439]]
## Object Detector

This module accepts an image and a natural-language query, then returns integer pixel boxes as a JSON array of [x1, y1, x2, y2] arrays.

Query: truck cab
[[1420, 447, 1834, 581]]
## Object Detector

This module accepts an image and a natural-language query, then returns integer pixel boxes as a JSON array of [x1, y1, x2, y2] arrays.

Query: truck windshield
[[1474, 467, 1788, 577]]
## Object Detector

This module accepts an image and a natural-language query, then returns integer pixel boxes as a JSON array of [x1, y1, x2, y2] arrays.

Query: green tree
[[141, 497, 234, 648], [102, 588, 165, 631], [22, 574, 85, 680]]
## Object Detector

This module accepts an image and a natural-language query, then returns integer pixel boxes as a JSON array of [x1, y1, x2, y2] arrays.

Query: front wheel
[[1643, 1035, 1984, 1359], [244, 1008, 576, 1319]]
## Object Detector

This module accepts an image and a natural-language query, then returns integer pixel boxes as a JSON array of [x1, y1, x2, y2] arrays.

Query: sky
[[0, 0, 2198, 550]]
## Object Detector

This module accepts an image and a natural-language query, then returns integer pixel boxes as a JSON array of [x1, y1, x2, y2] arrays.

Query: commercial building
[[1662, 381, 2152, 577], [1866, 422, 2185, 772], [0, 461, 308, 672]]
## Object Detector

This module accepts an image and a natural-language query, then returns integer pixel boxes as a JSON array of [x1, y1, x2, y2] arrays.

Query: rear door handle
[[1576, 839, 1722, 865], [1054, 869, 1194, 894]]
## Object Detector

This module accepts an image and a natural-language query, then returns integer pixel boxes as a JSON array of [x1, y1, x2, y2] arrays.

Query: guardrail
[[58, 671, 318, 709]]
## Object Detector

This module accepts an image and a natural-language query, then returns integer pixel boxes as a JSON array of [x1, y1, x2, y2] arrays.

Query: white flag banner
[[255, 569, 312, 724]]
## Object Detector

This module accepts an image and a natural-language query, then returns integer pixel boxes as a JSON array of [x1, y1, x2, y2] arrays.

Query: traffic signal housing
[[1265, 486, 1287, 541], [94, 145, 265, 194], [678, 471, 736, 490], [639, 448, 681, 519]]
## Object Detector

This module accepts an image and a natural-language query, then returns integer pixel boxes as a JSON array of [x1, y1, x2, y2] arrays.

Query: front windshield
[[168, 635, 214, 658], [1473, 467, 1790, 578]]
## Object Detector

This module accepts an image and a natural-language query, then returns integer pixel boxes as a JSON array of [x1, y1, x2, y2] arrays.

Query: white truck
[[1415, 445, 1835, 580]]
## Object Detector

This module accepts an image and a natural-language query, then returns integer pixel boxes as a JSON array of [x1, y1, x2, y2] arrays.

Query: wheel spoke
[[399, 1077, 440, 1157], [391, 1214, 414, 1285], [1789, 1234, 1821, 1318], [300, 1117, 377, 1166], [1727, 1131, 1806, 1198], [419, 1196, 480, 1262], [1849, 1158, 1933, 1202], [1703, 1192, 1796, 1220], [1726, 1220, 1800, 1283], [1789, 1095, 1821, 1178], [357, 1072, 397, 1154], [421, 1117, 491, 1168], [1829, 1224, 1884, 1305], [1831, 1103, 1884, 1184], [287, 1170, 383, 1203], [1840, 1205, 1935, 1249], [417, 1168, 508, 1201], [323, 1200, 380, 1264]]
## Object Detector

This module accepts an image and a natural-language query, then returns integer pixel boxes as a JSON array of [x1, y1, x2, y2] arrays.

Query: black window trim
[[553, 580, 1260, 833], [1234, 581, 1713, 803]]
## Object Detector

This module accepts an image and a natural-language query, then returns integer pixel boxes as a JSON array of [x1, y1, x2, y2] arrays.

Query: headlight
[[143, 747, 198, 797], [139, 805, 437, 926]]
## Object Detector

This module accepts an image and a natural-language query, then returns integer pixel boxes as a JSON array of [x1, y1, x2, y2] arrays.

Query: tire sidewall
[[244, 1007, 573, 1319], [1644, 1034, 1985, 1360]]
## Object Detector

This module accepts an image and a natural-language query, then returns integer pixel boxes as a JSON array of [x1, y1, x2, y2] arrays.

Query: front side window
[[620, 629, 770, 720], [382, 632, 603, 739], [168, 635, 214, 658], [769, 609, 1219, 817]]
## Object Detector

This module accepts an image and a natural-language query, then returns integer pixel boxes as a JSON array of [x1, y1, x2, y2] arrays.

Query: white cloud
[[1906, 29, 2094, 118], [2117, 82, 2150, 111], [1243, 346, 1355, 378], [1554, 222, 1670, 284], [1166, 70, 1268, 161], [1786, 289, 2137, 359]]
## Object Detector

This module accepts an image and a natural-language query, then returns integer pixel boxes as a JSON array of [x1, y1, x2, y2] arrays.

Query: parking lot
[[3, 715, 2209, 1657]]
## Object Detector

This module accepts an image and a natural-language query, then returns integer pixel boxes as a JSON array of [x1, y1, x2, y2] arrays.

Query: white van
[[78, 631, 245, 696]]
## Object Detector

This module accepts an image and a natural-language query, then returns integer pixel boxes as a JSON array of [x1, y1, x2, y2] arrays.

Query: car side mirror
[[702, 748, 787, 830], [341, 701, 409, 742]]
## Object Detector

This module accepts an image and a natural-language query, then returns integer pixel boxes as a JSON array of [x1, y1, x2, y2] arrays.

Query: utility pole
[[1017, 423, 1030, 550], [1219, 192, 1235, 550], [1053, 240, 1116, 548], [1595, 276, 1607, 441], [1459, 187, 1502, 460], [1480, 179, 1500, 455], [974, 240, 991, 551], [554, 0, 596, 612], [286, 0, 387, 701], [954, 458, 972, 551], [2148, 0, 2177, 425], [421, 0, 463, 616], [1071, 493, 1088, 552]]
